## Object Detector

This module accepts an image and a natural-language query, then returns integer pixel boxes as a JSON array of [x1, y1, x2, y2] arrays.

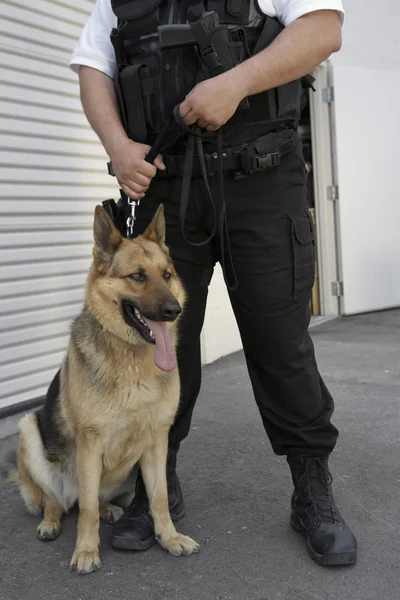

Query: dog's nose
[[161, 300, 182, 321]]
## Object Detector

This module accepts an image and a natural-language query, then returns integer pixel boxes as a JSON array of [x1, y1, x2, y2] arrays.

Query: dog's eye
[[163, 271, 172, 281], [128, 271, 146, 282]]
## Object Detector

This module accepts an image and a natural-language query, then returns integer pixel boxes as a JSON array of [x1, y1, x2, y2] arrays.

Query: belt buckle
[[255, 152, 280, 169]]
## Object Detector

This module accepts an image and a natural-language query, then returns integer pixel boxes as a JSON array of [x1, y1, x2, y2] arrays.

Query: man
[[69, 0, 357, 566]]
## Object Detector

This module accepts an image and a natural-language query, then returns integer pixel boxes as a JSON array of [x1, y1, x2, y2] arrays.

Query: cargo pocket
[[287, 208, 315, 300]]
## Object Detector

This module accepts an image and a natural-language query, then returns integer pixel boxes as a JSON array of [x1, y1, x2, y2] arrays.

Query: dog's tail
[[0, 439, 19, 486]]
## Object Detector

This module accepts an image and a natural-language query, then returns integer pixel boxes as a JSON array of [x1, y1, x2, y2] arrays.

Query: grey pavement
[[0, 310, 399, 600]]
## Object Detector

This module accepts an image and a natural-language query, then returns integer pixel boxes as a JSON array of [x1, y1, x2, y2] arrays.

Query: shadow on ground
[[0, 310, 399, 600]]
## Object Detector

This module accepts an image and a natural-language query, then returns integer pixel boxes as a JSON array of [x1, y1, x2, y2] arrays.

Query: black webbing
[[146, 104, 238, 290]]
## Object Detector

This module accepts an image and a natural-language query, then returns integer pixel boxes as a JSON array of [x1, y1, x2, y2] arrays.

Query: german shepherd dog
[[14, 204, 199, 574]]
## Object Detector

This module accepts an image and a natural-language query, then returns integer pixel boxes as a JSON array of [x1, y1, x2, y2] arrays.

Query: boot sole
[[112, 509, 186, 552], [290, 516, 357, 567]]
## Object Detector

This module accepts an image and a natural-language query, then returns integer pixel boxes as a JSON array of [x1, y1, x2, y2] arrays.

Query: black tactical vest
[[110, 0, 304, 149]]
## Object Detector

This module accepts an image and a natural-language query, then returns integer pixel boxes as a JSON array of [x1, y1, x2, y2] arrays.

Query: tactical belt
[[161, 130, 296, 179]]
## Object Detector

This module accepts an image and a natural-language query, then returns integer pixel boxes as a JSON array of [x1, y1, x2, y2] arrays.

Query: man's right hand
[[109, 139, 166, 200]]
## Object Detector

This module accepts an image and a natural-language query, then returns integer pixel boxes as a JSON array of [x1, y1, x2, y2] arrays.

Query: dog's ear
[[142, 204, 166, 246], [93, 205, 123, 262]]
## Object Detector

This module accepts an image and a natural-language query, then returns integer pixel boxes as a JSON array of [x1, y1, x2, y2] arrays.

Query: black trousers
[[132, 140, 338, 457]]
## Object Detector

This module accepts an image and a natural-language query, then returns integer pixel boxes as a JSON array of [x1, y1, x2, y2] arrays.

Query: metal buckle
[[126, 198, 140, 238], [254, 152, 280, 169], [200, 45, 223, 74]]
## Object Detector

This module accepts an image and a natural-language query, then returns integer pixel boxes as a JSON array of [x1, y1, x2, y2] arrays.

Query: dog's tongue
[[143, 318, 176, 372]]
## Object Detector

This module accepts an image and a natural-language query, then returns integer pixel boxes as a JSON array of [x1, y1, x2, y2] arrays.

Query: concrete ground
[[0, 310, 399, 600]]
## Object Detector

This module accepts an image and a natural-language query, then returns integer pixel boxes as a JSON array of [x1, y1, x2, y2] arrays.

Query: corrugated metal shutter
[[0, 0, 118, 411]]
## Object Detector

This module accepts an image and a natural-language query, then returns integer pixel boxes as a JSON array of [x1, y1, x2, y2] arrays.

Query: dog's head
[[87, 204, 185, 372]]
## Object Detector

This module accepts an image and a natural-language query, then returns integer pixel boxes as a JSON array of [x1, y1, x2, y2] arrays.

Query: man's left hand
[[179, 72, 245, 132]]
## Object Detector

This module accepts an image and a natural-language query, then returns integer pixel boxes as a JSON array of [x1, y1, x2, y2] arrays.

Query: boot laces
[[300, 457, 341, 525]]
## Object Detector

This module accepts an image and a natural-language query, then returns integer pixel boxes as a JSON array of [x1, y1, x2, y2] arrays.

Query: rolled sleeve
[[278, 1, 344, 27], [69, 0, 117, 78], [258, 0, 345, 27]]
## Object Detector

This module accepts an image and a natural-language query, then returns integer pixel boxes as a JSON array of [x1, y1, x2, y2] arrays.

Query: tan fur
[[15, 205, 199, 574]]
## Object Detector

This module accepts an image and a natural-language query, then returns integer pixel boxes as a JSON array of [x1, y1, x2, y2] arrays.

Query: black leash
[[156, 106, 238, 291]]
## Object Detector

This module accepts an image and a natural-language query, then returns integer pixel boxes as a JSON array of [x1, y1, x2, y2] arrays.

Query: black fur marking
[[71, 307, 111, 391], [36, 365, 68, 464]]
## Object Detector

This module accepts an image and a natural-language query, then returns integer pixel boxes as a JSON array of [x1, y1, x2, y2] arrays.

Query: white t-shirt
[[69, 0, 344, 79]]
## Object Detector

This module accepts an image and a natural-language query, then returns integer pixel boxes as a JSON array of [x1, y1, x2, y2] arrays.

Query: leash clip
[[126, 197, 140, 238]]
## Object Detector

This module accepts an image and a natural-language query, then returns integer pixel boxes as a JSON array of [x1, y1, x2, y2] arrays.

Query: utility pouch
[[111, 0, 163, 36], [190, 12, 236, 77], [115, 63, 153, 143]]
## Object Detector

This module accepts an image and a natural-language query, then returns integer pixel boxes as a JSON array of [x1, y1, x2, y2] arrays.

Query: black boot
[[287, 455, 357, 566], [112, 444, 185, 551]]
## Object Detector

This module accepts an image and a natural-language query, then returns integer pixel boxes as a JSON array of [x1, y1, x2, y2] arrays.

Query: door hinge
[[331, 281, 343, 297], [322, 86, 334, 104], [327, 184, 339, 201]]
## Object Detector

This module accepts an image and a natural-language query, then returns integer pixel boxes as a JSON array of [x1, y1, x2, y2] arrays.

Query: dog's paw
[[69, 549, 101, 575], [37, 520, 61, 541], [99, 503, 124, 524], [157, 533, 200, 557]]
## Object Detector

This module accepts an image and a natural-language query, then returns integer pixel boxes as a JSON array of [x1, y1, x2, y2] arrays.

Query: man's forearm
[[232, 10, 342, 99], [79, 66, 128, 157]]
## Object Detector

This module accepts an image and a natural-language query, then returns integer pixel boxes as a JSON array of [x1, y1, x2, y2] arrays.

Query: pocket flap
[[254, 129, 294, 156], [287, 209, 314, 245], [111, 0, 162, 21]]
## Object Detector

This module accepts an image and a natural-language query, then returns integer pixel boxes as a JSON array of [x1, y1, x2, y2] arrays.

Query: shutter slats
[[0, 273, 87, 299], [35, 0, 94, 17], [0, 1, 102, 410], [0, 69, 80, 98], [0, 229, 93, 246], [0, 5, 83, 40], [0, 134, 107, 156], [0, 258, 91, 281], [0, 289, 85, 315], [0, 167, 115, 185], [7, 0, 92, 26], [0, 385, 49, 407], [0, 33, 70, 62], [0, 51, 78, 82], [0, 99, 90, 128], [0, 183, 117, 199], [0, 302, 83, 332], [0, 319, 72, 347], [0, 244, 93, 263], [0, 18, 79, 54], [0, 150, 106, 171], [0, 116, 100, 142], [0, 363, 65, 400], [0, 339, 69, 370]]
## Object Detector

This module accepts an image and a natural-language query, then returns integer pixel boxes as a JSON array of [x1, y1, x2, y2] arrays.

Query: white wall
[[201, 264, 242, 365], [333, 0, 400, 70], [329, 0, 400, 314]]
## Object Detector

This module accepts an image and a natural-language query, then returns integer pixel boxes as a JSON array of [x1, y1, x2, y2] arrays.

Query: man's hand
[[109, 139, 165, 200], [179, 9, 342, 132], [179, 72, 245, 132], [79, 67, 165, 199]]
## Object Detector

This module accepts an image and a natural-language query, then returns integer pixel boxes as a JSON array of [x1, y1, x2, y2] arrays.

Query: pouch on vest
[[111, 0, 163, 36], [114, 64, 152, 143]]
